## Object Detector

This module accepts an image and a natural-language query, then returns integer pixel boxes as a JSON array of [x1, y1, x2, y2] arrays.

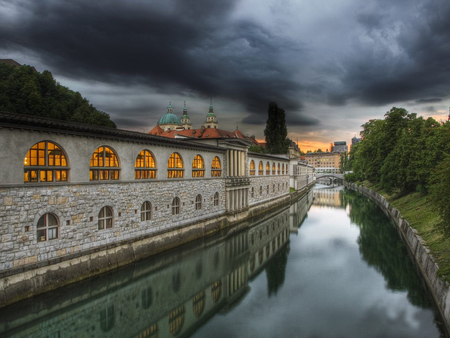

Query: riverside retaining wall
[[345, 182, 450, 335]]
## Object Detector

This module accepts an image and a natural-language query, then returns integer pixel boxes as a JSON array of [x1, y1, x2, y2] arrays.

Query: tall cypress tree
[[264, 102, 289, 154]]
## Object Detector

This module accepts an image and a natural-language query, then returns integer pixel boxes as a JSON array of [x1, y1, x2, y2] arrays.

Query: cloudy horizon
[[1, 0, 449, 151]]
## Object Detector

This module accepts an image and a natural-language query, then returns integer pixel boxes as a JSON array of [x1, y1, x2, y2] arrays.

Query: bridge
[[315, 173, 344, 180]]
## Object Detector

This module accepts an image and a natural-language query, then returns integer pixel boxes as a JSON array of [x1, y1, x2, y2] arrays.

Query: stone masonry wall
[[0, 178, 225, 272], [248, 175, 290, 206]]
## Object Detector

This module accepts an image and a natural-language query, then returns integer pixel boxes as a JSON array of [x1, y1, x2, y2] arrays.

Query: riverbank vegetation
[[345, 107, 450, 281], [0, 62, 116, 128]]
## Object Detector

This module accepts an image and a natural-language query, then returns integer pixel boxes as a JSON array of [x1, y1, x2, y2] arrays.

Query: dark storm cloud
[[0, 0, 306, 124], [332, 0, 450, 107], [415, 98, 443, 104]]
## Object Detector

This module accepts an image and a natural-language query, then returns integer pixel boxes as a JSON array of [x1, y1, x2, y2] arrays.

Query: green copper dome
[[158, 113, 182, 125], [158, 102, 182, 125]]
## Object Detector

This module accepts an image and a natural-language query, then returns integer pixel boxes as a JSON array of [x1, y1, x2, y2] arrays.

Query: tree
[[248, 145, 268, 153], [264, 102, 290, 154]]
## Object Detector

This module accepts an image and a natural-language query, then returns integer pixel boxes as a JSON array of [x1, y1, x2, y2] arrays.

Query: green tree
[[264, 102, 290, 154], [248, 145, 268, 153], [0, 63, 116, 128]]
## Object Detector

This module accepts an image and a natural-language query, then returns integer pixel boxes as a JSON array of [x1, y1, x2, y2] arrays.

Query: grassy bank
[[357, 181, 450, 282]]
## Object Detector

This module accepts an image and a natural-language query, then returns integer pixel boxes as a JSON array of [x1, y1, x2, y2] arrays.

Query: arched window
[[37, 213, 59, 242], [272, 163, 275, 175], [266, 162, 270, 175], [24, 141, 68, 182], [214, 192, 219, 206], [135, 150, 156, 179], [141, 201, 152, 221], [211, 280, 222, 303], [211, 156, 222, 177], [98, 206, 113, 230], [168, 153, 184, 178], [277, 163, 280, 175], [193, 291, 205, 318], [192, 155, 205, 177], [249, 160, 255, 175], [258, 161, 263, 175], [195, 194, 202, 210], [169, 305, 185, 336], [142, 286, 152, 309], [172, 197, 180, 215], [90, 146, 119, 180], [100, 305, 115, 332]]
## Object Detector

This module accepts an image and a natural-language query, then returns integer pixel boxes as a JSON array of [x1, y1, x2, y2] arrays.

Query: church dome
[[158, 103, 182, 126]]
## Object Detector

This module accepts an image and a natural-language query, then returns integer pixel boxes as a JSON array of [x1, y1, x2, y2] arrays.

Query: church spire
[[180, 100, 192, 130], [204, 98, 218, 129]]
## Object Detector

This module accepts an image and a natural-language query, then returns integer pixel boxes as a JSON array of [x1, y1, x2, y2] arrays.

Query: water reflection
[[0, 188, 444, 338], [0, 206, 292, 338]]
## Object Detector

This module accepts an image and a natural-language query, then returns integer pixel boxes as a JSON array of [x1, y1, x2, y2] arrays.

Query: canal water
[[0, 187, 444, 337]]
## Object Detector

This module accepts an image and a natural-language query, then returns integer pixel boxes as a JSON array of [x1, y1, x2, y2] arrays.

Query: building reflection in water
[[0, 194, 314, 338]]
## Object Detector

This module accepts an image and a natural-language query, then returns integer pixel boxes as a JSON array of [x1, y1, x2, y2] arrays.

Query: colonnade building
[[0, 111, 314, 306]]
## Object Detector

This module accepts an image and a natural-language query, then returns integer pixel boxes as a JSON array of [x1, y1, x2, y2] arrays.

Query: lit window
[[250, 160, 255, 175], [90, 146, 119, 180], [168, 153, 184, 178], [211, 156, 222, 177], [214, 192, 219, 206], [277, 163, 280, 175], [193, 291, 205, 318], [192, 155, 205, 177], [98, 206, 113, 230], [272, 163, 275, 175], [141, 201, 152, 221], [195, 194, 202, 210], [37, 213, 59, 242], [135, 150, 156, 179], [258, 161, 263, 175], [172, 197, 180, 215], [211, 280, 222, 303], [266, 162, 270, 175], [24, 141, 69, 183], [169, 305, 185, 336]]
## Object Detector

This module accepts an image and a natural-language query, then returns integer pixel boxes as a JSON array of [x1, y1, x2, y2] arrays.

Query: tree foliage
[[349, 107, 450, 224], [248, 145, 268, 153], [0, 63, 116, 128], [264, 102, 290, 154]]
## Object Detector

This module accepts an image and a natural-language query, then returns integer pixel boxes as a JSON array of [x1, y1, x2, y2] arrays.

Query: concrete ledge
[[0, 185, 312, 308], [345, 182, 450, 336]]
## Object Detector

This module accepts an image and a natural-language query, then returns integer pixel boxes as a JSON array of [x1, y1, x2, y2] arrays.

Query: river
[[0, 187, 444, 337]]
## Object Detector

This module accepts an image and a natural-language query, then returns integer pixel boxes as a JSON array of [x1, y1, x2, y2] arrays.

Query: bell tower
[[180, 101, 192, 130], [204, 98, 218, 129]]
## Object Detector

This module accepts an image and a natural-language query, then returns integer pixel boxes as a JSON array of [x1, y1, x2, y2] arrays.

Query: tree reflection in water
[[342, 189, 431, 308], [265, 244, 289, 297]]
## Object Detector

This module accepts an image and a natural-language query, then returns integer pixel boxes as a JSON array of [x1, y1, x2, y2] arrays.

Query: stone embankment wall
[[345, 182, 450, 334]]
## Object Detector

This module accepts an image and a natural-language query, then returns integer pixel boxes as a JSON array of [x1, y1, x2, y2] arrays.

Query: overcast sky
[[1, 0, 449, 150]]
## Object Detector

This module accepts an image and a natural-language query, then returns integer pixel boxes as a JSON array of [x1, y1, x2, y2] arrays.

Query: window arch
[[211, 156, 222, 177], [277, 163, 280, 175], [37, 213, 59, 242], [24, 141, 68, 182], [168, 153, 184, 178], [169, 305, 185, 336], [141, 201, 152, 221], [258, 161, 263, 175], [192, 155, 205, 177], [172, 197, 180, 215], [195, 194, 202, 210], [272, 163, 276, 175], [135, 150, 156, 179], [98, 206, 113, 230], [193, 291, 205, 318], [266, 162, 270, 175], [214, 192, 219, 206], [90, 146, 119, 180], [249, 160, 255, 175], [211, 280, 222, 303]]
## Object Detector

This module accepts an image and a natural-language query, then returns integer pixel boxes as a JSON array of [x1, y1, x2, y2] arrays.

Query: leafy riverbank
[[358, 181, 450, 282]]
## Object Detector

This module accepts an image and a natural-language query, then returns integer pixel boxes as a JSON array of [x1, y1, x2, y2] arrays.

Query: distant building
[[331, 141, 348, 153], [351, 136, 362, 145], [304, 151, 341, 173], [289, 140, 302, 159]]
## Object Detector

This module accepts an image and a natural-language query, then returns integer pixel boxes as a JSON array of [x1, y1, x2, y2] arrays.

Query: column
[[240, 152, 245, 176], [233, 151, 238, 177], [227, 151, 231, 177]]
